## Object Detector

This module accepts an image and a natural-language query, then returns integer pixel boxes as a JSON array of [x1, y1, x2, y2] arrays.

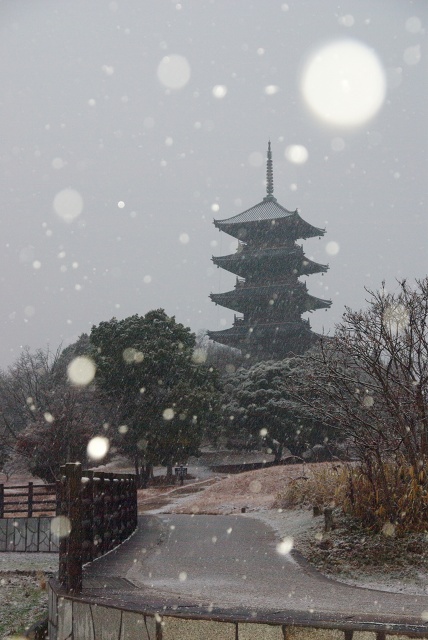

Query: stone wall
[[48, 584, 427, 640], [0, 516, 58, 552]]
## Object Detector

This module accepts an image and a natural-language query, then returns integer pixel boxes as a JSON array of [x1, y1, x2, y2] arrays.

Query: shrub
[[276, 459, 428, 535], [343, 461, 428, 534], [275, 463, 347, 510]]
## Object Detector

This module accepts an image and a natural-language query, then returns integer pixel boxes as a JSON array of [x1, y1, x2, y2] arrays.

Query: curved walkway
[[80, 514, 428, 633]]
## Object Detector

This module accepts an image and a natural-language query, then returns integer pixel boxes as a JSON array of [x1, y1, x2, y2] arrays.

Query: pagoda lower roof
[[207, 320, 313, 340], [212, 246, 328, 276], [210, 283, 331, 313], [207, 322, 321, 357], [214, 198, 325, 240]]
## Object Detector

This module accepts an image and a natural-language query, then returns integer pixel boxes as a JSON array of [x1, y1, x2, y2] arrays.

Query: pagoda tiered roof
[[214, 203, 325, 241], [212, 246, 328, 278], [207, 319, 318, 356], [210, 282, 331, 314], [208, 319, 312, 339], [207, 141, 332, 360]]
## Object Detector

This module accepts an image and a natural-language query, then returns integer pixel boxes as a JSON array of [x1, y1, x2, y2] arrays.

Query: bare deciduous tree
[[0, 342, 102, 482], [289, 279, 428, 530]]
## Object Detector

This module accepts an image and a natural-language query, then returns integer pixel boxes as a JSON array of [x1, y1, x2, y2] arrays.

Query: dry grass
[[170, 463, 333, 515], [274, 463, 347, 510], [342, 463, 428, 533]]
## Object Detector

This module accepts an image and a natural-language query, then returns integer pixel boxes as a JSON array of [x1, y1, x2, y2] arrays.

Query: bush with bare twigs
[[287, 278, 428, 533], [344, 463, 428, 534], [275, 464, 347, 511]]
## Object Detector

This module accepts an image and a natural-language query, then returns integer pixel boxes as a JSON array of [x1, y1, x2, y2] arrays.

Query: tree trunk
[[140, 464, 150, 489], [166, 463, 173, 479], [134, 458, 142, 488], [274, 444, 283, 464]]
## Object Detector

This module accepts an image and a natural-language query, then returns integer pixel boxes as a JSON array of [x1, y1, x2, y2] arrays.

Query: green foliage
[[222, 359, 332, 460], [89, 310, 221, 475]]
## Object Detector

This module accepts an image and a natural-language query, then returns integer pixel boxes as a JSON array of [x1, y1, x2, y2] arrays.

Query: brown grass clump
[[274, 464, 347, 511], [343, 462, 428, 534], [274, 460, 428, 534]]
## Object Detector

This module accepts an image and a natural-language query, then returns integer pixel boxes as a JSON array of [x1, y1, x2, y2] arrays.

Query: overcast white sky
[[0, 0, 426, 368]]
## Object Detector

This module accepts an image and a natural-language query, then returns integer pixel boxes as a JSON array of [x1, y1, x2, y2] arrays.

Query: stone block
[[144, 615, 157, 640], [48, 619, 58, 640], [239, 622, 284, 639], [91, 604, 122, 640], [73, 601, 95, 640], [48, 583, 57, 625], [386, 637, 422, 640], [285, 627, 344, 640], [162, 617, 236, 640], [120, 612, 156, 640], [57, 597, 73, 640]]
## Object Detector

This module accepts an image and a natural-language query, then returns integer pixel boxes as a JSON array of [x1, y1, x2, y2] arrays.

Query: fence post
[[127, 473, 138, 532], [58, 467, 66, 585], [0, 484, 4, 518], [55, 480, 62, 516], [28, 482, 34, 518], [82, 470, 94, 563], [64, 463, 83, 593], [106, 472, 115, 550], [93, 471, 105, 558]]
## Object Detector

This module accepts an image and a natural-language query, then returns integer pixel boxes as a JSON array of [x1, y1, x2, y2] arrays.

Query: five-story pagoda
[[208, 142, 331, 360]]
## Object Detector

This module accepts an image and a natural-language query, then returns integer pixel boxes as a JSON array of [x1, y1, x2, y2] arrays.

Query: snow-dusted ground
[[143, 463, 428, 598], [246, 508, 428, 596], [0, 552, 57, 573]]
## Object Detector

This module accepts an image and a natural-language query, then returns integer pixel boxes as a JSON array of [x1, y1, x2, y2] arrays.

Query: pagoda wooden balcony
[[234, 277, 308, 290]]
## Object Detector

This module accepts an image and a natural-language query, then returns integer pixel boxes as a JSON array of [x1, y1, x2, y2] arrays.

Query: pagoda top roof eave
[[213, 204, 325, 239], [213, 197, 294, 226]]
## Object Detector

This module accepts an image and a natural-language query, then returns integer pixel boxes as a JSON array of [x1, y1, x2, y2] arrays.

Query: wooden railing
[[58, 463, 138, 593], [0, 482, 58, 518]]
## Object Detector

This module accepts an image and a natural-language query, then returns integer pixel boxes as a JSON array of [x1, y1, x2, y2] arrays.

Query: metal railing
[[57, 463, 138, 593]]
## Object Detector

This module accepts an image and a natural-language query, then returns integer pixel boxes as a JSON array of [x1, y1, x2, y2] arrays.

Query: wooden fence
[[57, 463, 138, 593], [0, 482, 58, 518]]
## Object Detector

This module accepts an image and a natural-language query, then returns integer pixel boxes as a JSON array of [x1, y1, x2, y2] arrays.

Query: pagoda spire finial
[[264, 140, 276, 202]]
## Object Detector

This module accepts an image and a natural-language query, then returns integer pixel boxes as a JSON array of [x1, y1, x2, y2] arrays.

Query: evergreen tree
[[222, 359, 332, 461], [89, 310, 221, 483]]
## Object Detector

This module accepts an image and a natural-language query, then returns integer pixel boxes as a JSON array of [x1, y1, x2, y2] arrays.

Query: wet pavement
[[82, 514, 428, 630]]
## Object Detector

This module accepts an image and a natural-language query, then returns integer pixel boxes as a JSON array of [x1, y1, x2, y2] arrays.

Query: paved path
[[83, 514, 428, 630]]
